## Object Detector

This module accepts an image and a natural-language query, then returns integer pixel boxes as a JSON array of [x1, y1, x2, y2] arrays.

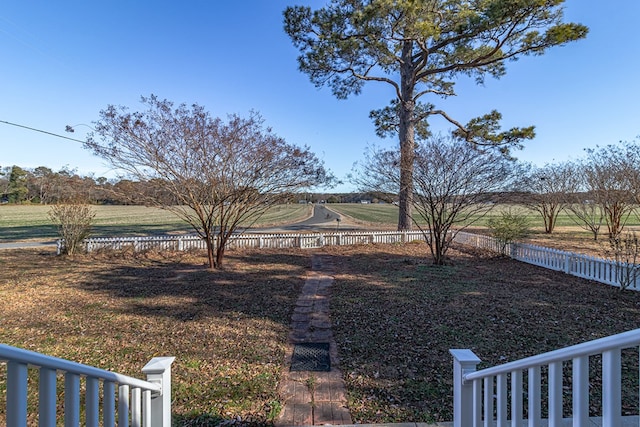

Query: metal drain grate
[[290, 342, 331, 372]]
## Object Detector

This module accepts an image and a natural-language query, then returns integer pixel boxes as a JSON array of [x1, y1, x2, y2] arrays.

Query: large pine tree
[[284, 0, 588, 230]]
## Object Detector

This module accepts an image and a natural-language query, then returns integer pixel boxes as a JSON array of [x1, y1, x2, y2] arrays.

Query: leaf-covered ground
[[2, 241, 640, 425], [324, 243, 640, 423], [0, 248, 308, 426]]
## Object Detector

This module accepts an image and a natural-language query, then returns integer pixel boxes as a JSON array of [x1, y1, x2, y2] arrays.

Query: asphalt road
[[0, 240, 57, 250], [256, 204, 352, 233]]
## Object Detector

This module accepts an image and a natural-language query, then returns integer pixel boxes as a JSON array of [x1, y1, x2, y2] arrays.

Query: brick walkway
[[277, 255, 352, 426]]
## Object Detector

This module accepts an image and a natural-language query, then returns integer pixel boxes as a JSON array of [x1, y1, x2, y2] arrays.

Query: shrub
[[49, 204, 95, 255], [487, 210, 530, 255], [606, 231, 640, 291]]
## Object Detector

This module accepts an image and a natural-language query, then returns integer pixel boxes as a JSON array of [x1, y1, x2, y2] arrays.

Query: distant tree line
[[0, 165, 111, 204], [0, 164, 394, 206], [0, 165, 195, 205]]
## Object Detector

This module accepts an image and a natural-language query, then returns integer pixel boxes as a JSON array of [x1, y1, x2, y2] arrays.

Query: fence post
[[450, 349, 481, 427], [564, 253, 571, 275], [142, 356, 176, 427]]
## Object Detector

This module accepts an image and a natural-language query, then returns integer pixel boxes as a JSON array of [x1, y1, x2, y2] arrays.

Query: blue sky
[[1, 0, 638, 193]]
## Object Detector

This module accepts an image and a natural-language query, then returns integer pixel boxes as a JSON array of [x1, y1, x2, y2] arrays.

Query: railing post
[[142, 356, 176, 427], [450, 349, 481, 427]]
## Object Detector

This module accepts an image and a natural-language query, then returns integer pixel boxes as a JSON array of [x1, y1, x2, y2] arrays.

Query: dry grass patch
[[324, 242, 640, 424], [0, 248, 309, 425]]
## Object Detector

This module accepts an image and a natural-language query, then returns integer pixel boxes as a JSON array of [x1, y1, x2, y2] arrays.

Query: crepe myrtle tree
[[566, 164, 604, 241], [353, 135, 513, 265], [581, 142, 640, 239], [83, 95, 333, 269], [517, 161, 580, 234], [284, 0, 587, 231]]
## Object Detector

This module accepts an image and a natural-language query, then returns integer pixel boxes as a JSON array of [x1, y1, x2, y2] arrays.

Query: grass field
[[0, 204, 312, 242], [329, 203, 640, 236], [2, 244, 640, 425]]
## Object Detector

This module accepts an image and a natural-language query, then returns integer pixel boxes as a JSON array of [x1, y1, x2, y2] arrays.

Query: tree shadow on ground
[[72, 250, 311, 325]]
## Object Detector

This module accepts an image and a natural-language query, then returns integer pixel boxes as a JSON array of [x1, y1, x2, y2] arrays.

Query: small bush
[[49, 204, 95, 256], [487, 210, 530, 255], [606, 231, 640, 291]]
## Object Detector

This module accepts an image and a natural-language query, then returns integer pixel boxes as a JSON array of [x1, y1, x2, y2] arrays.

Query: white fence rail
[[66, 230, 430, 254], [0, 344, 174, 427], [453, 231, 639, 291], [451, 328, 640, 427]]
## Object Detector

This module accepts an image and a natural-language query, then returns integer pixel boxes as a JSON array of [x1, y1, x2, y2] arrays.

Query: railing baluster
[[39, 367, 57, 427], [119, 384, 130, 427], [572, 356, 589, 426], [548, 361, 562, 427], [143, 389, 152, 427], [104, 381, 116, 427], [511, 370, 523, 426], [7, 361, 28, 427], [132, 387, 142, 427], [497, 373, 508, 427], [64, 373, 80, 427], [528, 366, 541, 427], [86, 377, 100, 427], [484, 376, 493, 427], [602, 348, 621, 426]]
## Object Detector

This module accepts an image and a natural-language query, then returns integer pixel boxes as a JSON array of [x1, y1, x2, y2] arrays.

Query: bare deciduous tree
[[353, 136, 513, 265], [583, 143, 638, 239], [517, 162, 579, 234], [565, 164, 604, 241], [84, 95, 332, 269]]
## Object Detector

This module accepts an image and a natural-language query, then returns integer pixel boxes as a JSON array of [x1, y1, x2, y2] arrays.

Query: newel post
[[450, 349, 481, 427], [142, 356, 176, 427]]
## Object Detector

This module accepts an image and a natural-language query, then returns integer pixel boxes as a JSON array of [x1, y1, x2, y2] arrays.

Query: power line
[[0, 119, 87, 144]]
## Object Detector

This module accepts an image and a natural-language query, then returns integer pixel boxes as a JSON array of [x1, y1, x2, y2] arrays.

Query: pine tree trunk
[[397, 40, 416, 231]]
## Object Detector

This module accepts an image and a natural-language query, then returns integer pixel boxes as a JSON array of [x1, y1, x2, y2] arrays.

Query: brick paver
[[277, 255, 352, 427]]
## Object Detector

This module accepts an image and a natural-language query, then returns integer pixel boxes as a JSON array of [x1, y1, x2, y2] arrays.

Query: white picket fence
[[453, 231, 640, 290], [451, 328, 640, 427], [0, 344, 174, 427], [67, 230, 430, 254]]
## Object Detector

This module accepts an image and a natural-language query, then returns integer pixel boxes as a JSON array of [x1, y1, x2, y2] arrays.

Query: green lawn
[[0, 204, 312, 242]]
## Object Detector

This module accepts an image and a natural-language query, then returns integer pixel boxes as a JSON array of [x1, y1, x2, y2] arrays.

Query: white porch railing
[[451, 328, 640, 427], [0, 344, 174, 427]]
